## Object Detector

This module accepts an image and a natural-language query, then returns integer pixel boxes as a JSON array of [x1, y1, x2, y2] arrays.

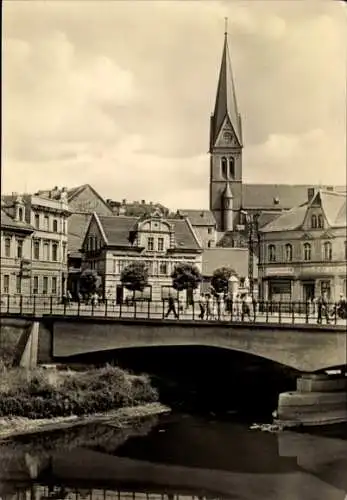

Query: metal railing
[[1, 295, 346, 326]]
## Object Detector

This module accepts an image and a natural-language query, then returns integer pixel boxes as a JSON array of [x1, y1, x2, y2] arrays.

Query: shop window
[[221, 157, 228, 179], [268, 244, 276, 262], [318, 214, 324, 228], [323, 241, 332, 261], [5, 237, 11, 257], [285, 243, 292, 262], [303, 243, 311, 261], [320, 280, 331, 299], [311, 214, 317, 229]]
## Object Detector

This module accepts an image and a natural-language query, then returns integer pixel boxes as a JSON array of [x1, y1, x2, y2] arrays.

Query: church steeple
[[210, 19, 242, 148]]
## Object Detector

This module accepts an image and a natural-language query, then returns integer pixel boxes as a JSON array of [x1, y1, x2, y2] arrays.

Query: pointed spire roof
[[212, 24, 242, 146], [223, 182, 233, 199]]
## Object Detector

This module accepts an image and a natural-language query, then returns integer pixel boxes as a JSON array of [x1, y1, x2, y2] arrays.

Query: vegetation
[[171, 263, 202, 293], [211, 266, 236, 294], [0, 365, 158, 419], [79, 269, 101, 295], [121, 262, 149, 293]]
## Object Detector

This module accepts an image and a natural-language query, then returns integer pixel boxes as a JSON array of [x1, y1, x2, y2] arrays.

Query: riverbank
[[0, 364, 170, 439]]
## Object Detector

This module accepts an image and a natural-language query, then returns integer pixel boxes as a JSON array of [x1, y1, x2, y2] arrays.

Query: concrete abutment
[[276, 373, 347, 427]]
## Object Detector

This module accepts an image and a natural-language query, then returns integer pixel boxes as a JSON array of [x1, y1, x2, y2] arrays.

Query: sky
[[2, 0, 347, 210]]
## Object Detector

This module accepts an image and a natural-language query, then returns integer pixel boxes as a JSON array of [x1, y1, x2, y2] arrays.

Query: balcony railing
[[0, 295, 346, 326]]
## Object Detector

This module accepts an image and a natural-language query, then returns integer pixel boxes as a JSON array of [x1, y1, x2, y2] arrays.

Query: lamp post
[[241, 211, 259, 299]]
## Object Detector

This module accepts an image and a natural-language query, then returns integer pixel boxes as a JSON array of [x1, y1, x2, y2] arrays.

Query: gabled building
[[174, 209, 217, 248], [258, 189, 347, 302], [81, 210, 203, 302]]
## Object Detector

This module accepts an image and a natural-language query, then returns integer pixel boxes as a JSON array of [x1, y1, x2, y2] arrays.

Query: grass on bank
[[0, 364, 158, 419]]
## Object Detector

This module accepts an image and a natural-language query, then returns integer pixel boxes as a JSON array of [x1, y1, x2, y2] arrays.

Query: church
[[182, 27, 345, 250]]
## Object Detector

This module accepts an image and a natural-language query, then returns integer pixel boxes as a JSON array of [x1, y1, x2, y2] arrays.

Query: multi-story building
[[175, 209, 217, 249], [2, 189, 70, 297], [81, 210, 203, 302], [258, 188, 347, 302], [1, 207, 34, 296]]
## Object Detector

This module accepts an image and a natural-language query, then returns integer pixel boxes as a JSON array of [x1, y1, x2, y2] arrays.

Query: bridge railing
[[1, 295, 346, 326]]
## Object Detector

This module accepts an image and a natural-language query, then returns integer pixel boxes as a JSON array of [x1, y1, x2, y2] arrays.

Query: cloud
[[2, 1, 346, 210]]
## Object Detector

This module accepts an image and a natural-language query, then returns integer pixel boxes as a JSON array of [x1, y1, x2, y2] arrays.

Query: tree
[[120, 262, 149, 293], [211, 266, 236, 294], [80, 269, 101, 296], [171, 263, 202, 294]]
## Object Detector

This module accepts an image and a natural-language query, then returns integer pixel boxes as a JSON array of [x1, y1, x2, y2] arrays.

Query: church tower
[[209, 22, 243, 232]]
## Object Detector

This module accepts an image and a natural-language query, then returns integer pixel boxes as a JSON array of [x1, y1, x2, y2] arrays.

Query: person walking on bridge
[[317, 292, 330, 324], [198, 294, 206, 320], [165, 295, 178, 319]]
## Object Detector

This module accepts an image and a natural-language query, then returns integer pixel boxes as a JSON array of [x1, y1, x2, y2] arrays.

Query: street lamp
[[240, 210, 260, 299]]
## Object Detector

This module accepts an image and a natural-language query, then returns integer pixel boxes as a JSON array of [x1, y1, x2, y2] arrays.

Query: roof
[[212, 33, 242, 145], [260, 190, 347, 233], [242, 184, 346, 211], [1, 209, 34, 232], [96, 215, 201, 250], [68, 213, 92, 253], [177, 209, 216, 227], [202, 248, 258, 278]]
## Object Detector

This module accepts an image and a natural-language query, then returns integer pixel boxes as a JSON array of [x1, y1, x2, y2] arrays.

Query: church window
[[303, 243, 311, 261], [318, 214, 324, 228], [285, 243, 292, 262], [229, 157, 235, 178], [311, 215, 317, 229], [221, 157, 228, 179], [268, 244, 276, 262], [323, 241, 332, 261]]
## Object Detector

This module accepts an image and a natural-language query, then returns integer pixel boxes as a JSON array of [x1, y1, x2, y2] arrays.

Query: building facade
[[2, 189, 70, 297], [258, 189, 347, 302], [81, 210, 203, 302]]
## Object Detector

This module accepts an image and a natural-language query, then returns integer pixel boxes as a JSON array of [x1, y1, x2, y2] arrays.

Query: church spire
[[211, 19, 242, 147]]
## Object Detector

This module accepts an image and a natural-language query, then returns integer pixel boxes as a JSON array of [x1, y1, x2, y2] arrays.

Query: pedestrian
[[198, 294, 206, 319], [337, 293, 347, 319], [206, 294, 213, 320], [165, 295, 178, 319], [241, 293, 252, 321], [317, 292, 329, 324], [233, 293, 241, 321], [252, 295, 257, 320]]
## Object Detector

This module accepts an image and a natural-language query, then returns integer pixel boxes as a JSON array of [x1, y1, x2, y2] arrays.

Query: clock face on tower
[[223, 131, 233, 143]]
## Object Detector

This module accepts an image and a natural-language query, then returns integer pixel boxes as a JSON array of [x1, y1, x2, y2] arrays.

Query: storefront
[[267, 278, 292, 302]]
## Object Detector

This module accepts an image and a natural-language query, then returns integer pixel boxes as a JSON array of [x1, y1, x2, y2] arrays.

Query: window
[[268, 244, 276, 262], [4, 237, 11, 257], [43, 277, 48, 295], [34, 214, 40, 229], [158, 237, 164, 252], [159, 262, 167, 275], [62, 243, 67, 262], [229, 157, 235, 178], [285, 243, 293, 262], [3, 275, 9, 294], [311, 214, 317, 229], [208, 227, 213, 234], [18, 207, 23, 221], [17, 240, 23, 259], [147, 237, 154, 251], [221, 157, 228, 179], [318, 214, 324, 229], [323, 241, 332, 261], [52, 243, 58, 261], [53, 220, 58, 232], [16, 275, 21, 294], [33, 276, 39, 295], [44, 242, 50, 261], [44, 215, 49, 230], [51, 277, 57, 295], [208, 240, 214, 248], [303, 242, 311, 261], [33, 240, 40, 260]]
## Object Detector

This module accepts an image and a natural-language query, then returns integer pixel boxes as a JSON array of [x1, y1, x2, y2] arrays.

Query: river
[[0, 411, 346, 500]]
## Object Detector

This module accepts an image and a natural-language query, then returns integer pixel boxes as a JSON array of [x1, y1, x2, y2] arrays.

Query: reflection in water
[[0, 414, 346, 500]]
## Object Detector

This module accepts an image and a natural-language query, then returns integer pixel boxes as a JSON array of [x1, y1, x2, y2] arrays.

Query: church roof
[[260, 190, 347, 233], [242, 184, 346, 211], [95, 215, 201, 250], [177, 209, 216, 227], [211, 32, 242, 146]]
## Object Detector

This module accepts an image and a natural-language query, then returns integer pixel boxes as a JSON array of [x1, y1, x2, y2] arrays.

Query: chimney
[[122, 199, 127, 205], [141, 200, 145, 205], [307, 187, 316, 202]]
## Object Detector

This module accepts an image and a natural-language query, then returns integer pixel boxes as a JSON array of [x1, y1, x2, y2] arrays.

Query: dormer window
[[318, 214, 324, 229], [311, 215, 317, 229], [18, 207, 24, 221]]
